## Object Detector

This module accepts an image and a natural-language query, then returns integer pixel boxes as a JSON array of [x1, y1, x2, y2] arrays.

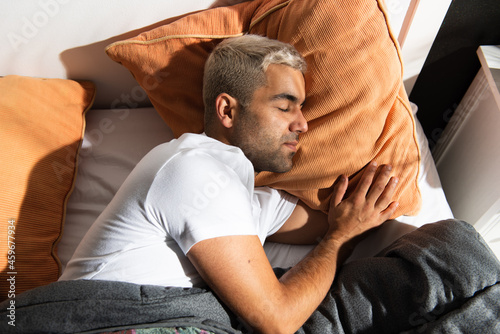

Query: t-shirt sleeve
[[145, 150, 257, 254], [254, 187, 298, 238]]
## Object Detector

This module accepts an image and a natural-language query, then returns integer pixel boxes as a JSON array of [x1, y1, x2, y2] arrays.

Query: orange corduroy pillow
[[0, 75, 95, 301], [106, 0, 421, 217]]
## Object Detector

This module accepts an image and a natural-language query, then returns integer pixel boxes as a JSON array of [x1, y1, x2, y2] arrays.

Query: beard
[[230, 107, 298, 173]]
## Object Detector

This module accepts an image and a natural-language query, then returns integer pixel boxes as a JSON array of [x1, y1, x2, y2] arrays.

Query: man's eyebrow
[[270, 93, 306, 106]]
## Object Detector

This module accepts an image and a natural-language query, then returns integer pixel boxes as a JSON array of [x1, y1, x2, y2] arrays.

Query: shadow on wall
[[59, 12, 194, 109]]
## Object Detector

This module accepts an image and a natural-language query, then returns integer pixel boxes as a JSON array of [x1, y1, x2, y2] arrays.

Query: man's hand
[[188, 160, 400, 334], [327, 161, 399, 245]]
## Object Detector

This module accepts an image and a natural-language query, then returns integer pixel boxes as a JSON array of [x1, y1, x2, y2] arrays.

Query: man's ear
[[215, 93, 239, 129]]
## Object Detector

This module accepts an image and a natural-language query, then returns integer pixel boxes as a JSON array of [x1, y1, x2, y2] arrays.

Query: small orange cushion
[[0, 75, 95, 300], [106, 0, 421, 217]]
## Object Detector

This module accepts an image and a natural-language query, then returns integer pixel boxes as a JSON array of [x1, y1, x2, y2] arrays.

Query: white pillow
[[58, 108, 174, 268]]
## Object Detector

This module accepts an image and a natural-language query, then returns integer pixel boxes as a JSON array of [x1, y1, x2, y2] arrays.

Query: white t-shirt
[[60, 133, 297, 288]]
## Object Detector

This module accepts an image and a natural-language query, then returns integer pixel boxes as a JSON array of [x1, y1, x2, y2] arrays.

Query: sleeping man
[[55, 35, 500, 333], [59, 34, 399, 332]]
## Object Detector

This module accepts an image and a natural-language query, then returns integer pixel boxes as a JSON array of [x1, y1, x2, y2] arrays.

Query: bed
[[1, 0, 499, 333]]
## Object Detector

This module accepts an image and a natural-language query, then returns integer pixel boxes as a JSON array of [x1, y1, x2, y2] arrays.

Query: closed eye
[[270, 93, 305, 112]]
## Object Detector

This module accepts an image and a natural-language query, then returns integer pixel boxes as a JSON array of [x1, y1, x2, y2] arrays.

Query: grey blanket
[[1, 219, 499, 333]]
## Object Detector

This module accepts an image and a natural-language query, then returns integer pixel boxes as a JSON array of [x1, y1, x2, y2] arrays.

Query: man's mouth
[[283, 140, 298, 152]]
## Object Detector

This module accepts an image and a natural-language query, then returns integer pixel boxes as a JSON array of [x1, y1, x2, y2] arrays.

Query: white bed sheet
[[59, 105, 454, 270]]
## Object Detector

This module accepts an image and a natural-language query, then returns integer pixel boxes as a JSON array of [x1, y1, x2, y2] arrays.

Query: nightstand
[[433, 45, 500, 258]]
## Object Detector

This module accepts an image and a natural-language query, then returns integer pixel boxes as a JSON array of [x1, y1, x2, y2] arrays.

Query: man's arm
[[266, 199, 329, 245], [187, 162, 398, 334]]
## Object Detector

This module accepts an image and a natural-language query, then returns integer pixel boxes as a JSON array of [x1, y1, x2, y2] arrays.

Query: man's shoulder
[[146, 133, 254, 190], [166, 133, 253, 179], [155, 133, 242, 161]]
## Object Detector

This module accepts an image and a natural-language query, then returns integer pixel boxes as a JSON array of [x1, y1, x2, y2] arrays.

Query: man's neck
[[204, 130, 259, 177]]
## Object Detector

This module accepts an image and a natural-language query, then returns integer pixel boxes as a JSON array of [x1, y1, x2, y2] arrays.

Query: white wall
[[400, 0, 452, 94]]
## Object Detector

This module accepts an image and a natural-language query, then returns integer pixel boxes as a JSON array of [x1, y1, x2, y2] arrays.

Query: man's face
[[230, 64, 308, 173]]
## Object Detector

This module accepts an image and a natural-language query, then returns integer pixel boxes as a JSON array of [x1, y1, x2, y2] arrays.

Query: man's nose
[[290, 110, 308, 134]]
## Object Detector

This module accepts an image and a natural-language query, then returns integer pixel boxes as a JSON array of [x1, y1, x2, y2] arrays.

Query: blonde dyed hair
[[203, 34, 307, 132]]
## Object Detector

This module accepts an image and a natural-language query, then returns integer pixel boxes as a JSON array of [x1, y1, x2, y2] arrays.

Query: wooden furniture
[[434, 45, 500, 257]]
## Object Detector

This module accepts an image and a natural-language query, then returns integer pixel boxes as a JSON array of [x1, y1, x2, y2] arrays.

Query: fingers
[[354, 161, 378, 197], [335, 161, 399, 212], [374, 176, 398, 209], [331, 174, 348, 208], [366, 164, 395, 205], [354, 161, 399, 212], [379, 200, 399, 221]]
